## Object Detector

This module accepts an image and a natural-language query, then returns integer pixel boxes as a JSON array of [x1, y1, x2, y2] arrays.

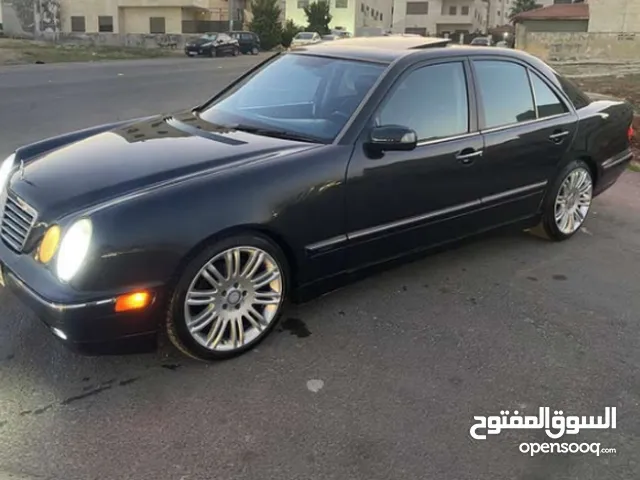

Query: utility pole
[[485, 0, 491, 34], [229, 0, 234, 30]]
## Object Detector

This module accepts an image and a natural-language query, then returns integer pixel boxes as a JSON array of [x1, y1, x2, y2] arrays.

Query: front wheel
[[535, 160, 594, 241], [232, 46, 239, 56], [166, 234, 289, 361]]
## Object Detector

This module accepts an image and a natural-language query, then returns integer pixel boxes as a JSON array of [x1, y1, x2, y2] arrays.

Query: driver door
[[345, 59, 487, 269]]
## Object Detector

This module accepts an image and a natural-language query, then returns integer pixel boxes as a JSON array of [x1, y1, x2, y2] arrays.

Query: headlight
[[0, 153, 16, 193], [56, 218, 93, 282]]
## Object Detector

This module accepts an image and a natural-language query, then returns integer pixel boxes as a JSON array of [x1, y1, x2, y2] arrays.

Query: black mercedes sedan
[[0, 37, 634, 361]]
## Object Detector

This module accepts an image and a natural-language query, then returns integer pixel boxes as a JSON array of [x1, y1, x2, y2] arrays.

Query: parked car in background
[[322, 34, 339, 41], [0, 37, 633, 361], [331, 29, 352, 38], [185, 33, 240, 57], [470, 36, 494, 46], [227, 30, 261, 55], [291, 32, 322, 47]]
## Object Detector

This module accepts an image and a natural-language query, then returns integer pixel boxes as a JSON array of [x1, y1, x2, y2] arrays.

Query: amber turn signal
[[38, 225, 61, 264], [115, 291, 152, 313]]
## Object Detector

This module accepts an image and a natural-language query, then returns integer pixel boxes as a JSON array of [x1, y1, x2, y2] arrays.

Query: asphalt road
[[1, 56, 640, 480]]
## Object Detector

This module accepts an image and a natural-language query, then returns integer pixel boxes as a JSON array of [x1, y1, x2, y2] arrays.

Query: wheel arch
[[167, 224, 299, 294]]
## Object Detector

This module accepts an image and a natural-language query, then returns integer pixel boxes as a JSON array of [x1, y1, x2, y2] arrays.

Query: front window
[[199, 54, 386, 143]]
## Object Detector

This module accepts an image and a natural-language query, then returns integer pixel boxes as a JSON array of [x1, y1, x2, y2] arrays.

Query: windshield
[[295, 33, 314, 40], [199, 54, 386, 143], [200, 34, 217, 41]]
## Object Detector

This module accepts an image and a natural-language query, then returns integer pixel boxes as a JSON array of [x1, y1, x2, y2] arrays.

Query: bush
[[281, 19, 303, 48], [248, 0, 282, 50]]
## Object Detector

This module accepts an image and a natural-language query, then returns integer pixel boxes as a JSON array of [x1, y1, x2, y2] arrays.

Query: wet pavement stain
[[553, 274, 568, 281], [527, 276, 538, 282], [119, 377, 140, 386], [281, 318, 311, 338], [33, 405, 53, 415], [161, 364, 182, 371], [61, 384, 113, 406]]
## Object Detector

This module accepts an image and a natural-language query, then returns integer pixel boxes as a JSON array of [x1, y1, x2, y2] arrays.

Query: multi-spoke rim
[[184, 246, 284, 352], [554, 167, 593, 235]]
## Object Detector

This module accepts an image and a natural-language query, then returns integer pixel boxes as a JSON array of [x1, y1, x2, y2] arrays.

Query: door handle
[[456, 149, 483, 165], [549, 130, 570, 143]]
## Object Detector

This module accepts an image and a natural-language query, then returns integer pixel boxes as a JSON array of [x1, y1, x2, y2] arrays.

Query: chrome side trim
[[481, 181, 548, 204], [7, 272, 116, 311], [348, 199, 482, 241], [602, 151, 633, 170], [345, 181, 548, 243], [417, 131, 481, 147], [481, 112, 572, 135], [305, 235, 348, 254]]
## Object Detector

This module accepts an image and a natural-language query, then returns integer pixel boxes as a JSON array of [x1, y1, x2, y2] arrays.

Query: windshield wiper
[[230, 125, 324, 144]]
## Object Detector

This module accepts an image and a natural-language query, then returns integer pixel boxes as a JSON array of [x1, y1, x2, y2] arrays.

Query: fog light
[[51, 327, 68, 340], [115, 291, 152, 313]]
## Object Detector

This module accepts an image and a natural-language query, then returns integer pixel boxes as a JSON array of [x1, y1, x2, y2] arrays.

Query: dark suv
[[227, 31, 261, 55]]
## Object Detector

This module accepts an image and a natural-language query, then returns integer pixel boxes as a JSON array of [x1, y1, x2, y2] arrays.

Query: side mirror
[[367, 125, 418, 152]]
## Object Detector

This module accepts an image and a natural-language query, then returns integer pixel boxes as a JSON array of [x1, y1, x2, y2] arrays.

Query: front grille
[[1, 193, 37, 252]]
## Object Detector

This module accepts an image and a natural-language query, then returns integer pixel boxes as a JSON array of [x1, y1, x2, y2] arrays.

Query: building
[[486, 0, 509, 28], [285, 0, 392, 36], [512, 2, 589, 32], [588, 0, 640, 32], [54, 0, 250, 34], [391, 0, 488, 36]]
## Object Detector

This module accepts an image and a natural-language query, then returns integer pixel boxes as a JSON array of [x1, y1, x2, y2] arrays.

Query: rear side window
[[377, 62, 469, 142], [554, 74, 591, 110], [530, 72, 569, 118], [473, 60, 536, 129]]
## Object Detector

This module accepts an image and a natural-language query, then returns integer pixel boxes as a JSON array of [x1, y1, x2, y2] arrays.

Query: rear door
[[471, 58, 578, 222]]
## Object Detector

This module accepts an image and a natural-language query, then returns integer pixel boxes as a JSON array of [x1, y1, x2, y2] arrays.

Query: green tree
[[248, 0, 282, 50], [509, 0, 539, 20], [281, 19, 303, 47], [303, 1, 332, 35]]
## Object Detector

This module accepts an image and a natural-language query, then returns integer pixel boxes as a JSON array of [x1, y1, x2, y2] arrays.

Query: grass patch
[[629, 161, 640, 173], [0, 38, 182, 65]]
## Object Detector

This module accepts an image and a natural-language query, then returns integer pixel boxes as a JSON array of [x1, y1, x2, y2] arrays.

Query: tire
[[166, 233, 289, 361], [534, 159, 594, 241], [233, 47, 239, 56], [251, 46, 259, 55]]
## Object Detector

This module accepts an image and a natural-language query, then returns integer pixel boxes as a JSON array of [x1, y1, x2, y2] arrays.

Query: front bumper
[[0, 259, 162, 355]]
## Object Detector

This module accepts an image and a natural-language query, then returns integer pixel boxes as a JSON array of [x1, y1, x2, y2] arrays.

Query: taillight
[[629, 125, 635, 142]]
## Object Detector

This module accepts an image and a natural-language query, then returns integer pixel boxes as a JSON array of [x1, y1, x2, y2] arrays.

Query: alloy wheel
[[183, 246, 284, 352], [554, 167, 593, 235]]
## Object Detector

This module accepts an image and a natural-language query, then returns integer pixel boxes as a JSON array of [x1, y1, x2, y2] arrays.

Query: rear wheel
[[166, 234, 289, 361], [233, 46, 240, 56], [251, 46, 259, 55], [534, 160, 594, 241]]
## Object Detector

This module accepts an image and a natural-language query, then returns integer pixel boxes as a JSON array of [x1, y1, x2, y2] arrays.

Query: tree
[[303, 1, 332, 35], [509, 0, 538, 20], [248, 0, 282, 50], [281, 19, 303, 48]]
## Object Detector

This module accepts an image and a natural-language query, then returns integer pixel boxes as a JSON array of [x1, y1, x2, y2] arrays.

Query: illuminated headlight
[[0, 153, 16, 193], [56, 218, 93, 282]]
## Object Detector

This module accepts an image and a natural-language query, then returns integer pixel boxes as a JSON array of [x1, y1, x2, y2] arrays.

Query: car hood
[[9, 111, 317, 221]]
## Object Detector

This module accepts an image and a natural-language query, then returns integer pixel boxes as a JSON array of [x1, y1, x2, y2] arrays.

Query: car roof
[[292, 36, 544, 66]]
